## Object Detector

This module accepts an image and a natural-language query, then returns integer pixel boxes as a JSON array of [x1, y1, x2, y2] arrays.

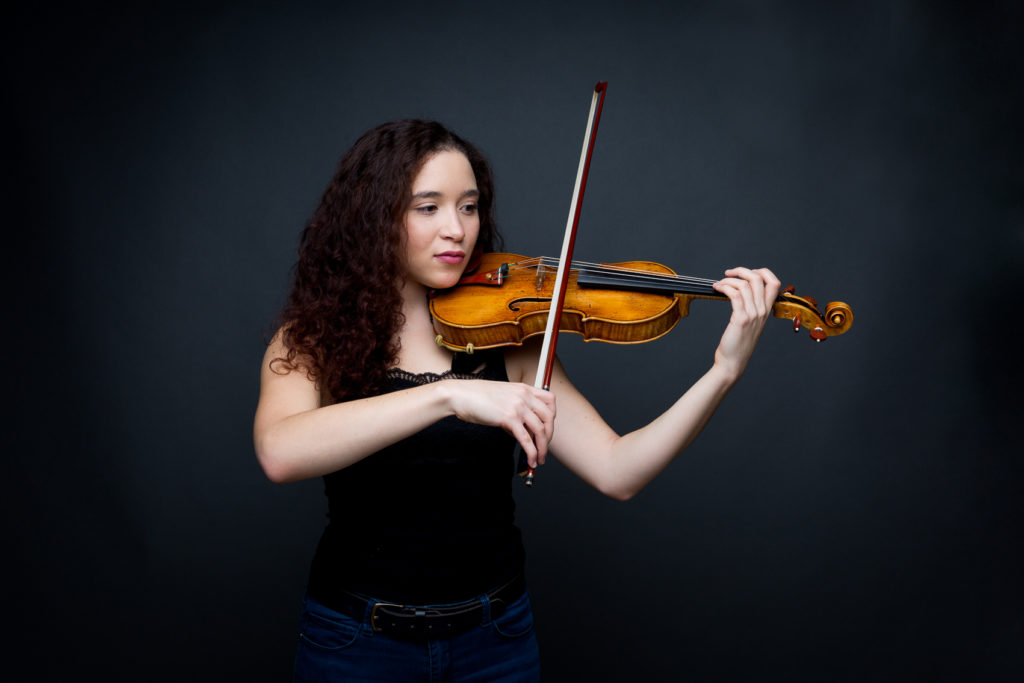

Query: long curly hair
[[273, 120, 502, 402]]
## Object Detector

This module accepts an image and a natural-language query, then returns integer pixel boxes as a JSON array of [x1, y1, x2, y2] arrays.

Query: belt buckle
[[369, 601, 405, 633]]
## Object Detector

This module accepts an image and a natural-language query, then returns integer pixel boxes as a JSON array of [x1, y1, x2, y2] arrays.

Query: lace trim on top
[[386, 367, 486, 384]]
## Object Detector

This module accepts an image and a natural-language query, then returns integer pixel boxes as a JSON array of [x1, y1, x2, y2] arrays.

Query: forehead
[[411, 150, 477, 192]]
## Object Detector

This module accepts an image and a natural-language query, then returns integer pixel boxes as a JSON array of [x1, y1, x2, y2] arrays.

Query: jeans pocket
[[491, 592, 535, 640], [298, 599, 362, 651]]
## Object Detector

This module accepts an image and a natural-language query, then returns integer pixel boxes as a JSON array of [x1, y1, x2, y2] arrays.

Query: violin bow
[[520, 81, 608, 486]]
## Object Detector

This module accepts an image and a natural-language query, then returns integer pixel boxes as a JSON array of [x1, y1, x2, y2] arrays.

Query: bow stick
[[519, 81, 608, 486]]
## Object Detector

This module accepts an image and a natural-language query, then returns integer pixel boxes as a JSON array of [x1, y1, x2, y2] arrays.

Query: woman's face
[[402, 150, 480, 291]]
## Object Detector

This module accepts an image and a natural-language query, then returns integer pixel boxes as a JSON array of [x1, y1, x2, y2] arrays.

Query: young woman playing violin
[[254, 119, 780, 682]]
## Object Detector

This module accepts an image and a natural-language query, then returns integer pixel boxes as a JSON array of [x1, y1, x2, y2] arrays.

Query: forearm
[[255, 382, 453, 483]]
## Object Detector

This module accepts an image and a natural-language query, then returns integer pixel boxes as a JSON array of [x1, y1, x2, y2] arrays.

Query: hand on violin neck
[[435, 378, 556, 468], [711, 267, 781, 382]]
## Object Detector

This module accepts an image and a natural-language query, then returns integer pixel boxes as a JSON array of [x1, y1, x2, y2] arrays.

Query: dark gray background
[[7, 2, 1022, 681]]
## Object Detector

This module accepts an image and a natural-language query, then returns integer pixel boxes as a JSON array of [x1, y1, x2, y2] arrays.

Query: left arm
[[508, 267, 780, 501]]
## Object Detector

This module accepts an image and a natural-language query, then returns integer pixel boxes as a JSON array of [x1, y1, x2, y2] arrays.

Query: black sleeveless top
[[306, 350, 525, 606]]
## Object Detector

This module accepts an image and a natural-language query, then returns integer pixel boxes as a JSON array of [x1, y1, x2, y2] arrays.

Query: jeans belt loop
[[480, 591, 493, 625]]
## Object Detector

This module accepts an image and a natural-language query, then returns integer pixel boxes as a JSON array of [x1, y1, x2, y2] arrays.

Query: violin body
[[432, 253, 682, 352], [430, 253, 853, 353]]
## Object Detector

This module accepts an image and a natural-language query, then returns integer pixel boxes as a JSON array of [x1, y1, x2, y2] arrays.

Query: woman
[[254, 119, 779, 682]]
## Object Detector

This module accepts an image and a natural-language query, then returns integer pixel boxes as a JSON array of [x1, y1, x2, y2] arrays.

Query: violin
[[430, 253, 853, 353]]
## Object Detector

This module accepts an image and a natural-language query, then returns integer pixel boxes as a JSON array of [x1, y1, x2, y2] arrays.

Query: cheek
[[404, 218, 431, 251]]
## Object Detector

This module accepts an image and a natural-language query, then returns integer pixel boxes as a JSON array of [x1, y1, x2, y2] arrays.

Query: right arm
[[253, 332, 555, 483]]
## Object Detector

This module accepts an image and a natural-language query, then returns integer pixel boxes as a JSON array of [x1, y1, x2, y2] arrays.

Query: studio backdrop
[[8, 2, 1021, 681]]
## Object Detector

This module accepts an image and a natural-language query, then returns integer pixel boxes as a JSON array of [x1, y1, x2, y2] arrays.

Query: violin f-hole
[[508, 297, 553, 312]]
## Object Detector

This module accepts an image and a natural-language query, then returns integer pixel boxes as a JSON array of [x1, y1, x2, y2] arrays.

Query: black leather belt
[[331, 574, 525, 641]]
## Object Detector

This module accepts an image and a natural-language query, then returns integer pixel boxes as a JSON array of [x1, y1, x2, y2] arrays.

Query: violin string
[[488, 257, 798, 309], [542, 257, 718, 286], [503, 257, 720, 294], [580, 263, 718, 288], [506, 258, 716, 291], [507, 256, 715, 284]]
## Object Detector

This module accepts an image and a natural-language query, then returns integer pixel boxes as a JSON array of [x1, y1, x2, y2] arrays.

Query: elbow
[[608, 488, 638, 503], [587, 453, 643, 501], [596, 480, 639, 503], [260, 461, 294, 485], [254, 429, 299, 484]]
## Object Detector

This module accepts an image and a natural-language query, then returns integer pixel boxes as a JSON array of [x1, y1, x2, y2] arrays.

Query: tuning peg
[[809, 327, 827, 342], [792, 315, 802, 333]]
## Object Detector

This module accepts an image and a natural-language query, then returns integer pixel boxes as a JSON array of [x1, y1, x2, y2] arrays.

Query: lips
[[435, 252, 465, 264]]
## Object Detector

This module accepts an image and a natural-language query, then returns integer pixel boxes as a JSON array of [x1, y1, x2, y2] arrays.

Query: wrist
[[432, 378, 458, 417], [706, 360, 742, 388]]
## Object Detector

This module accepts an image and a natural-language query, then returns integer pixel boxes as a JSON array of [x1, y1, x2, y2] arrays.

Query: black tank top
[[306, 350, 525, 606]]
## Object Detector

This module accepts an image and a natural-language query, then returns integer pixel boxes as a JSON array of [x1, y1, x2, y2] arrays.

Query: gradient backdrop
[[8, 2, 1022, 681]]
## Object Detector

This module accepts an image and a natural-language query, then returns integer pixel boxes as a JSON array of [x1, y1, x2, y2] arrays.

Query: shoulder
[[261, 326, 320, 392], [257, 327, 324, 418], [263, 325, 304, 372]]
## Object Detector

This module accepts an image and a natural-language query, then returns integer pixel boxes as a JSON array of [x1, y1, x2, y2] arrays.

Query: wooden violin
[[430, 252, 853, 353]]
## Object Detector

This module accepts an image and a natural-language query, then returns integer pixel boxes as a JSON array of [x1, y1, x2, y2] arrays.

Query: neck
[[395, 278, 453, 373], [399, 280, 433, 334]]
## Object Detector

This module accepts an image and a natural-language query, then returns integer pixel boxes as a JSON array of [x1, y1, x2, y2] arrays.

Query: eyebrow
[[410, 189, 480, 200]]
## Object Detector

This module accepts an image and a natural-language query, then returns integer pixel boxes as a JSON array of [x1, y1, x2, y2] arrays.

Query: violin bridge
[[534, 265, 545, 291]]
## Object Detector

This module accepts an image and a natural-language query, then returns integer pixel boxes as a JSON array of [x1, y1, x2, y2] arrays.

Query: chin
[[431, 273, 463, 290]]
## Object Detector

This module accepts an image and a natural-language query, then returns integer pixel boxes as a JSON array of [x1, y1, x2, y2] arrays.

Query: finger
[[730, 267, 768, 313], [497, 386, 553, 467], [724, 268, 769, 317], [716, 277, 756, 322], [755, 267, 781, 303], [526, 392, 556, 430], [524, 387, 556, 442], [526, 385, 556, 409], [744, 267, 775, 312], [754, 266, 780, 286], [520, 410, 550, 464], [712, 278, 740, 307], [508, 420, 538, 467], [536, 400, 555, 459]]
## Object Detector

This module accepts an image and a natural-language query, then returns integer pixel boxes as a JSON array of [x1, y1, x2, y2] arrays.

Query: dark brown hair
[[273, 120, 502, 401]]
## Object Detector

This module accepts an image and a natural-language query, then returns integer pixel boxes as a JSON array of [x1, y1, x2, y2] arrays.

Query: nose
[[440, 208, 466, 241]]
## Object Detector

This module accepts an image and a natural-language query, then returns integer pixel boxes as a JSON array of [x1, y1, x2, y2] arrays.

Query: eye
[[460, 202, 478, 215], [414, 204, 438, 215]]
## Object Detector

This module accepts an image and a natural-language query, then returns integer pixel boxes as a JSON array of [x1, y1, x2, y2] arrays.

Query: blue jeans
[[293, 589, 541, 682]]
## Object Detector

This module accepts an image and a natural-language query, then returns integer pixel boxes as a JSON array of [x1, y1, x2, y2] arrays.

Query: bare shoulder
[[257, 327, 322, 420], [261, 328, 309, 379]]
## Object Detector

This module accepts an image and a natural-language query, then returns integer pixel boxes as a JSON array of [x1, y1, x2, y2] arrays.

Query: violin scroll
[[774, 288, 854, 341]]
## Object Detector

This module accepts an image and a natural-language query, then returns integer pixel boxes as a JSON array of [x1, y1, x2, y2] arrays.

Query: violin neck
[[576, 265, 725, 299]]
